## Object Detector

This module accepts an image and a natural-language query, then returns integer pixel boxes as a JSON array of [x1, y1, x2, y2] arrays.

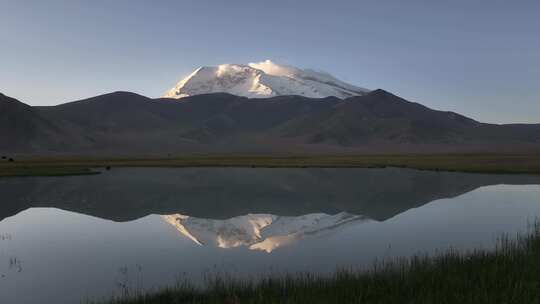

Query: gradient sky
[[1, 0, 539, 123]]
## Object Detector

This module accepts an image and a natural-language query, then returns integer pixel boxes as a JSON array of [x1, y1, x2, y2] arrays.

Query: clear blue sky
[[1, 0, 539, 123]]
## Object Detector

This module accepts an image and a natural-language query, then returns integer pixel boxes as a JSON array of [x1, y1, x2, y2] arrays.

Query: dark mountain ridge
[[0, 93, 77, 152], [2, 90, 539, 155]]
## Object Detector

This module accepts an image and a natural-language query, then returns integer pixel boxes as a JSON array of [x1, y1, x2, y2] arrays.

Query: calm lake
[[1, 168, 540, 304]]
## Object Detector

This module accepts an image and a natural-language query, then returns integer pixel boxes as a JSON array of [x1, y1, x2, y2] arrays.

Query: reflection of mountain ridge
[[1, 167, 540, 222], [162, 212, 369, 252]]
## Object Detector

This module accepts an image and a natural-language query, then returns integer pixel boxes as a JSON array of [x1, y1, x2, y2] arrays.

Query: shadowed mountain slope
[[0, 93, 85, 152], [1, 90, 539, 155]]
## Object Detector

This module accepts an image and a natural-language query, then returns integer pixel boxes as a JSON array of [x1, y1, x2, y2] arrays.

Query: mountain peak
[[163, 60, 370, 99], [364, 89, 399, 99], [0, 93, 31, 109]]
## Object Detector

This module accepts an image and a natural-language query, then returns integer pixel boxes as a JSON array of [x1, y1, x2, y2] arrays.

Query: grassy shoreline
[[1, 153, 540, 177], [101, 227, 540, 304]]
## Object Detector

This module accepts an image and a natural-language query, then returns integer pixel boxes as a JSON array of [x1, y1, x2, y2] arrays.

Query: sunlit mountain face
[[163, 60, 370, 99], [163, 212, 370, 252]]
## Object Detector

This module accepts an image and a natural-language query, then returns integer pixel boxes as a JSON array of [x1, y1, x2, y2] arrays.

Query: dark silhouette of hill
[[1, 90, 539, 154], [0, 93, 63, 151]]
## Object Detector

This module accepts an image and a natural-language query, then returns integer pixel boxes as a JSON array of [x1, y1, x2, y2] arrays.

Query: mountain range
[[1, 88, 540, 155], [2, 59, 540, 155]]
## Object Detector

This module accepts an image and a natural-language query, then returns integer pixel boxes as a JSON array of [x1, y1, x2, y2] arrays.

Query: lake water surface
[[1, 168, 540, 304]]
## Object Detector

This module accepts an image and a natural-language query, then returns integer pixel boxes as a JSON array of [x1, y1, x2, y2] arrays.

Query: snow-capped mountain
[[162, 212, 370, 253], [163, 60, 370, 99]]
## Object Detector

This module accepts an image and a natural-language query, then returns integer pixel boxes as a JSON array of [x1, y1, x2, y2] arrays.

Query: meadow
[[1, 153, 540, 177], [102, 225, 540, 304]]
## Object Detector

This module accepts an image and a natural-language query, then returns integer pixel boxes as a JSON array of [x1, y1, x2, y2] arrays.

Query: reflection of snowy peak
[[162, 212, 369, 252], [163, 60, 370, 99]]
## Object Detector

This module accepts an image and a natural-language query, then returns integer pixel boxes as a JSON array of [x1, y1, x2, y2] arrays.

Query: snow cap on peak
[[163, 60, 370, 99], [248, 60, 299, 77]]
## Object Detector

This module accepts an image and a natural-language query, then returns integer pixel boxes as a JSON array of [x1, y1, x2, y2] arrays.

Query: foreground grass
[[103, 228, 540, 304], [1, 153, 540, 177]]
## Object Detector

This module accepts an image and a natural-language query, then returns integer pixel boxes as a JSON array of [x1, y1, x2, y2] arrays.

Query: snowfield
[[163, 60, 370, 99]]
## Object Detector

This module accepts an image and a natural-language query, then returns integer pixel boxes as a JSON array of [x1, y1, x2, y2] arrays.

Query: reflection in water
[[0, 233, 12, 240], [9, 257, 22, 273], [2, 167, 540, 222], [163, 213, 369, 252], [1, 167, 540, 304]]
